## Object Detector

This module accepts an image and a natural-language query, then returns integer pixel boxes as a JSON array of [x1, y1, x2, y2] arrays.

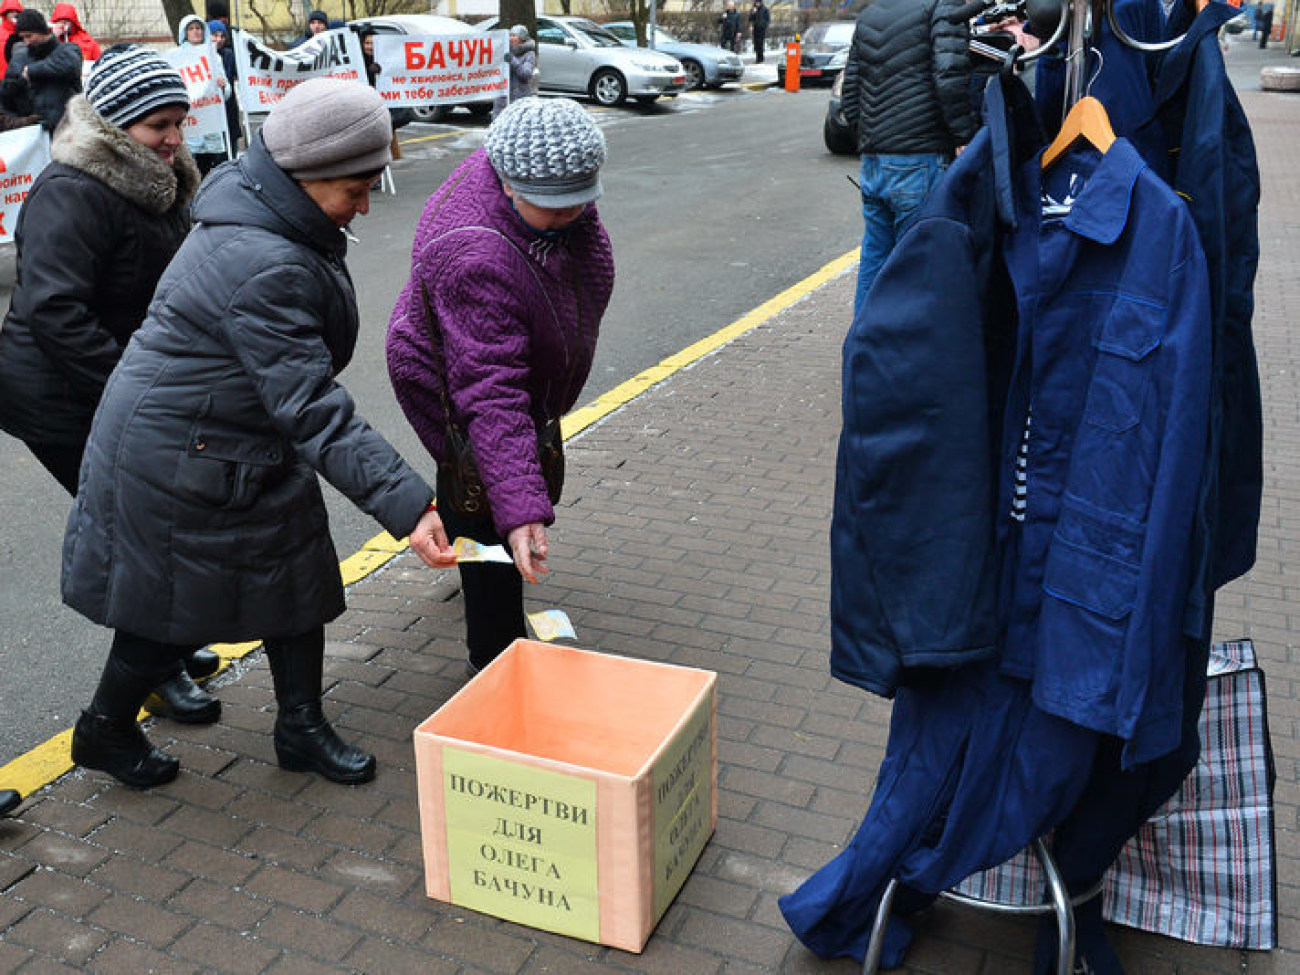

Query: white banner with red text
[[0, 126, 51, 244], [371, 31, 507, 107], [163, 44, 229, 150]]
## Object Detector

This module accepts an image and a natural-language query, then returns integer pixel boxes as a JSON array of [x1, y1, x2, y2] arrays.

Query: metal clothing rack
[[860, 3, 1195, 972]]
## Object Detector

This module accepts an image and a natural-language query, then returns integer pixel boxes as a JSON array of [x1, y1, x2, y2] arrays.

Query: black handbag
[[418, 282, 567, 518]]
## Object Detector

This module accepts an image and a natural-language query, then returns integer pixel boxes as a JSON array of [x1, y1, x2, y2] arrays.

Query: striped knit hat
[[85, 44, 190, 129]]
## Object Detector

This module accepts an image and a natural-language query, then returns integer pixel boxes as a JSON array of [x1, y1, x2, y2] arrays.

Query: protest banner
[[0, 126, 51, 244], [163, 44, 229, 153], [231, 27, 366, 112], [372, 31, 507, 108]]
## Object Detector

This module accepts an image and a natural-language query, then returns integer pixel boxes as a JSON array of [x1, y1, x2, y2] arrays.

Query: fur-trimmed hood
[[51, 95, 201, 216]]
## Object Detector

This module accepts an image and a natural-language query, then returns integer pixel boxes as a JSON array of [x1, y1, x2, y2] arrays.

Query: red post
[[784, 37, 801, 92]]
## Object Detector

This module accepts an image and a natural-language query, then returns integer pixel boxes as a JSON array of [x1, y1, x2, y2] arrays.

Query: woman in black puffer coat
[[62, 78, 456, 791], [0, 45, 227, 727]]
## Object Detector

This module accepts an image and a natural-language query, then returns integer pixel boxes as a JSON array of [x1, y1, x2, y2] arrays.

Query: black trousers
[[109, 630, 200, 675], [436, 469, 527, 670]]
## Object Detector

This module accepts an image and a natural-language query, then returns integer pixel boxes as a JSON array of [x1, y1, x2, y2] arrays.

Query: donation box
[[413, 640, 718, 953]]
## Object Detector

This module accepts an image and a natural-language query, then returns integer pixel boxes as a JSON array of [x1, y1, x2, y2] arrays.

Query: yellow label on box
[[652, 696, 713, 921], [442, 747, 599, 942]]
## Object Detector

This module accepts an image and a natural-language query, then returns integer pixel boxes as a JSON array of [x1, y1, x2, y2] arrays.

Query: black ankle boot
[[274, 702, 376, 784], [144, 669, 221, 724], [265, 629, 375, 784], [72, 712, 179, 788], [73, 653, 179, 789], [0, 789, 21, 816], [184, 647, 221, 681]]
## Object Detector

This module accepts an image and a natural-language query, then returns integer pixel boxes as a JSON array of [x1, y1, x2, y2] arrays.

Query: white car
[[349, 13, 495, 122], [482, 15, 687, 107]]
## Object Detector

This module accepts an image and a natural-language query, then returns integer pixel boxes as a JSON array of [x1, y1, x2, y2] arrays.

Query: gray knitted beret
[[262, 78, 392, 181], [483, 97, 606, 209]]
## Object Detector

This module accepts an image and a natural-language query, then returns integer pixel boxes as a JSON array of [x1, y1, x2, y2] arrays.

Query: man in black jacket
[[842, 0, 977, 315], [2, 9, 81, 131], [749, 0, 771, 63]]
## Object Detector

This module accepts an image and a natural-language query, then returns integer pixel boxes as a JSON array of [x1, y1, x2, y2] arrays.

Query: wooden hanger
[[1041, 95, 1116, 170]]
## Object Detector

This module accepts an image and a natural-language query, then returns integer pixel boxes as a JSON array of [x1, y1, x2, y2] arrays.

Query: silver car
[[482, 15, 687, 107], [602, 22, 744, 91]]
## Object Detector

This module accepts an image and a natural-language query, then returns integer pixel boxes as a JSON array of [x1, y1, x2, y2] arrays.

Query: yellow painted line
[[0, 247, 856, 802], [398, 130, 462, 146], [0, 730, 73, 798], [565, 248, 857, 439]]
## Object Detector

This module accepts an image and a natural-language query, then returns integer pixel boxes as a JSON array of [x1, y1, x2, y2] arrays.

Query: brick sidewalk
[[2, 69, 1298, 975]]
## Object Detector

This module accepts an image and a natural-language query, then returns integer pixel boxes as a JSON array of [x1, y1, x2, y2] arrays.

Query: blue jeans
[[854, 153, 949, 316]]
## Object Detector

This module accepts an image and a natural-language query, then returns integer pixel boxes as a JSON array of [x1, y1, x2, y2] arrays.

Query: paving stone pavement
[[1, 52, 1298, 975]]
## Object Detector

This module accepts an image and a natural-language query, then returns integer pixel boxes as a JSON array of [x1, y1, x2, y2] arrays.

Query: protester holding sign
[[0, 45, 220, 734], [176, 15, 227, 174], [61, 77, 456, 790], [490, 25, 537, 120], [387, 97, 615, 674]]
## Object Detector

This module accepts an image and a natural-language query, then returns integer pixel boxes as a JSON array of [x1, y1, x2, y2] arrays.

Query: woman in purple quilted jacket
[[387, 97, 615, 673]]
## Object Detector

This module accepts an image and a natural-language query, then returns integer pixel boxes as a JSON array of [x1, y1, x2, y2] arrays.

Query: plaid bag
[[953, 640, 1276, 949]]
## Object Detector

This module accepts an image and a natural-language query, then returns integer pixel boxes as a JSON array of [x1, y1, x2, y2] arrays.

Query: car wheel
[[823, 114, 855, 155], [682, 59, 705, 90], [590, 69, 628, 107], [413, 104, 452, 123]]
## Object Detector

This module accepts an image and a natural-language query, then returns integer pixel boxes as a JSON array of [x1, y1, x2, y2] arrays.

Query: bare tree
[[498, 0, 536, 35], [161, 0, 197, 37]]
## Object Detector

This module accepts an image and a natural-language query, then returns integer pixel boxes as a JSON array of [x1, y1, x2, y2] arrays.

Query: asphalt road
[[0, 84, 862, 766]]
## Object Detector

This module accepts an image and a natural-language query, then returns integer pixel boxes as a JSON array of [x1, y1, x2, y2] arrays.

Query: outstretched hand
[[507, 523, 549, 583], [408, 508, 456, 569]]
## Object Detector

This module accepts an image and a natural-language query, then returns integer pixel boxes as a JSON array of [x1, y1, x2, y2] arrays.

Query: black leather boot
[[184, 647, 221, 681], [71, 656, 179, 789], [265, 634, 375, 785], [144, 666, 221, 724], [0, 789, 20, 816]]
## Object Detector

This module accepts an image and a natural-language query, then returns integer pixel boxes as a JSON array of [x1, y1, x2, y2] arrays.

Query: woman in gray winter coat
[[62, 77, 456, 791], [490, 25, 537, 119], [0, 45, 228, 728]]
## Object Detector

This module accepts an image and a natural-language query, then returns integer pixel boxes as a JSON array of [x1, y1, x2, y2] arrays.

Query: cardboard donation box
[[414, 640, 718, 953]]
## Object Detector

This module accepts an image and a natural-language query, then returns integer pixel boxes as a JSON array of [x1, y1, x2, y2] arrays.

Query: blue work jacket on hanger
[[830, 66, 1213, 766], [999, 139, 1212, 768]]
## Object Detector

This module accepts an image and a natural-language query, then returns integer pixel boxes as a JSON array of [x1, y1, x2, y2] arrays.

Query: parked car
[[482, 15, 687, 107], [602, 21, 744, 91], [823, 69, 853, 155], [349, 13, 494, 122], [777, 19, 855, 88]]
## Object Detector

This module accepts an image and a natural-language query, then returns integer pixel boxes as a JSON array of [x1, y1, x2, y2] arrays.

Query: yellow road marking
[[398, 130, 462, 146]]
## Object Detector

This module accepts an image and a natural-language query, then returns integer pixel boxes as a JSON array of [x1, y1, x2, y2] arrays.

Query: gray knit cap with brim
[[261, 77, 392, 181], [483, 97, 606, 209]]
